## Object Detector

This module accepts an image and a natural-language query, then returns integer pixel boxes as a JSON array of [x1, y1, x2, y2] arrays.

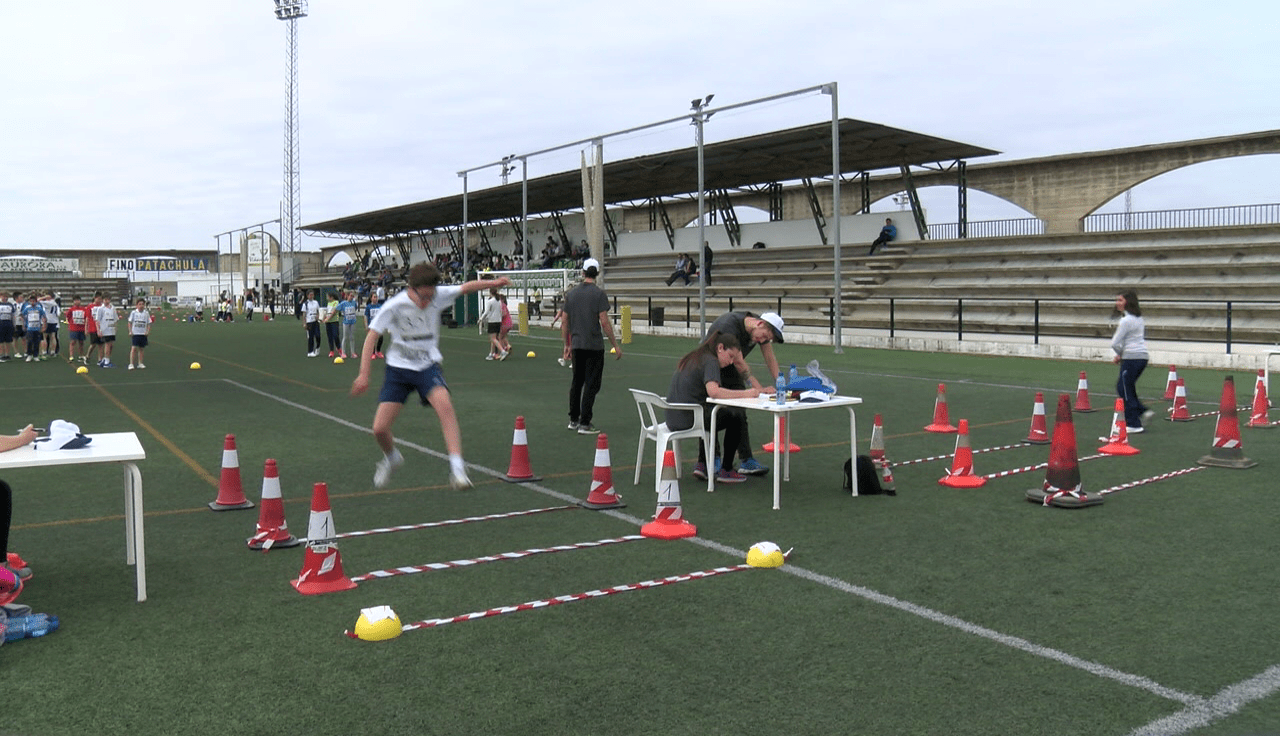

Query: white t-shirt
[[368, 285, 461, 371], [95, 304, 119, 337], [129, 308, 151, 336], [40, 299, 60, 326], [482, 296, 503, 324], [303, 299, 319, 324]]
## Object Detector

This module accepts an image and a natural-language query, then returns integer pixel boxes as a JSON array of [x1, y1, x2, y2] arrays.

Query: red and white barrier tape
[[351, 535, 646, 582], [1096, 466, 1205, 496], [345, 562, 764, 637], [301, 504, 576, 544], [892, 442, 1030, 468], [981, 453, 1109, 481]]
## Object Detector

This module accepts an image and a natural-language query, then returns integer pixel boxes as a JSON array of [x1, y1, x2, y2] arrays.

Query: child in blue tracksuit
[[338, 292, 359, 359], [20, 297, 46, 362]]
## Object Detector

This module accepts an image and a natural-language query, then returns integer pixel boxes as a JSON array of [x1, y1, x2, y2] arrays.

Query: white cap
[[759, 312, 785, 343], [582, 258, 601, 274]]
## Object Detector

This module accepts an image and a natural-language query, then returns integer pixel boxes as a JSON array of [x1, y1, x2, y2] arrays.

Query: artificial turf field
[[4, 312, 1279, 736]]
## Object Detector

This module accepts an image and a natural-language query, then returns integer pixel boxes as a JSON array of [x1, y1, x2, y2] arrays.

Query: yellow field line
[[84, 374, 220, 488]]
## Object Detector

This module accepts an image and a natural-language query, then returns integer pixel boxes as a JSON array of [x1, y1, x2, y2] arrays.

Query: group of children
[[0, 291, 152, 369], [301, 289, 386, 360]]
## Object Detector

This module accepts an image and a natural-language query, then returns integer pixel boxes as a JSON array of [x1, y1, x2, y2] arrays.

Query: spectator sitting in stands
[[868, 217, 897, 255], [665, 254, 695, 286]]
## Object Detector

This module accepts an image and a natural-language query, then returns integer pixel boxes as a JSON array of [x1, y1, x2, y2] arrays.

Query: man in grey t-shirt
[[560, 258, 622, 435], [703, 310, 785, 475]]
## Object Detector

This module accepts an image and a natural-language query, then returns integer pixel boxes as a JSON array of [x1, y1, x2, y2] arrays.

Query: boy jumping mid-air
[[350, 263, 511, 491]]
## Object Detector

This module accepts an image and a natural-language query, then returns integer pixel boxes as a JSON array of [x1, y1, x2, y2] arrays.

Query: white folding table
[[708, 395, 862, 509], [0, 432, 148, 601]]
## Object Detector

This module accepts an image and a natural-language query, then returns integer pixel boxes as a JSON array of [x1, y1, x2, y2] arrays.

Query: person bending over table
[[665, 332, 763, 484], [703, 310, 786, 476]]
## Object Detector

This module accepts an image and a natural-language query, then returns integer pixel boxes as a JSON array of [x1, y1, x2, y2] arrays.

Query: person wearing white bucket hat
[[700, 310, 786, 476]]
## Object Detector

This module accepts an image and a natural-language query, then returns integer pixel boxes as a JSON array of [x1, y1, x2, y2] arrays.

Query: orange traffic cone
[[579, 433, 626, 510], [1162, 365, 1179, 400], [247, 459, 300, 550], [1099, 398, 1140, 455], [640, 450, 697, 539], [939, 419, 986, 487], [867, 414, 896, 495], [924, 383, 958, 433], [762, 415, 802, 453], [291, 482, 357, 595], [1027, 394, 1102, 507], [502, 416, 542, 482], [1197, 376, 1257, 468], [209, 434, 254, 511], [1247, 370, 1273, 429], [1072, 371, 1096, 413], [868, 414, 888, 464], [1025, 392, 1050, 445], [1167, 378, 1192, 421]]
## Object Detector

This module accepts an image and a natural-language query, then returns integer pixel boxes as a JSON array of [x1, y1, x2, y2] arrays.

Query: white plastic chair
[[629, 389, 708, 491]]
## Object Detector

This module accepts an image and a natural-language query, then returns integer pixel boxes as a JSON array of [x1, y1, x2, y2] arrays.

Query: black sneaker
[[577, 423, 600, 435]]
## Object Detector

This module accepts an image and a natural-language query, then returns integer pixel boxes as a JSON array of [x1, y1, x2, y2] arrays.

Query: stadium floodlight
[[274, 1, 308, 20]]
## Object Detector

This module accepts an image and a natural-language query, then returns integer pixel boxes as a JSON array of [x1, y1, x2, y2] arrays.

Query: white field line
[[226, 378, 1205, 708]]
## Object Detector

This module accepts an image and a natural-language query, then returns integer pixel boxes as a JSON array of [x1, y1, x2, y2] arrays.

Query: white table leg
[[848, 407, 859, 497], [773, 412, 782, 510], [708, 405, 720, 493], [125, 462, 147, 602]]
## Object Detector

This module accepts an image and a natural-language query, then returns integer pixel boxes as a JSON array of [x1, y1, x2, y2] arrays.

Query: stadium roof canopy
[[301, 118, 999, 238]]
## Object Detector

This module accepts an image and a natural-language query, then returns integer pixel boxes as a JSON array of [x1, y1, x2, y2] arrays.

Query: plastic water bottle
[[775, 371, 786, 405], [3, 613, 59, 642], [788, 363, 798, 385]]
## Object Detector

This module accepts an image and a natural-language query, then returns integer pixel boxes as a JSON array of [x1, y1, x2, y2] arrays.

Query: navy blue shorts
[[132, 335, 148, 348], [378, 364, 447, 406], [0, 323, 11, 342]]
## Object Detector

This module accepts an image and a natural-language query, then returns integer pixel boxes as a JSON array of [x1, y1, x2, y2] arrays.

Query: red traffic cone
[[939, 419, 986, 488], [502, 416, 542, 482], [1167, 378, 1192, 422], [641, 450, 697, 539], [924, 383, 958, 433], [867, 414, 896, 495], [209, 434, 254, 511], [1247, 370, 1273, 428], [1099, 398, 1140, 455], [1024, 392, 1050, 445], [1072, 371, 1096, 413], [1027, 394, 1101, 507], [580, 433, 626, 509], [762, 416, 802, 453], [1162, 365, 1179, 400], [868, 414, 888, 463], [247, 459, 300, 550], [1197, 376, 1257, 468], [291, 482, 357, 595]]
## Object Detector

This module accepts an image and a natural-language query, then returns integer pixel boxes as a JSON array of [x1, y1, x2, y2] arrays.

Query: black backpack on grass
[[843, 455, 894, 495]]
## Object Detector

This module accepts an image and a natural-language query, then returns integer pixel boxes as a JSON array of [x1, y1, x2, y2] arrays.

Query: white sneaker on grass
[[450, 469, 473, 491], [373, 449, 405, 489]]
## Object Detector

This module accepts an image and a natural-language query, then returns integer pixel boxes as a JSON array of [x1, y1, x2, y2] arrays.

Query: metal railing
[[1083, 203, 1280, 232], [928, 218, 1044, 240], [928, 203, 1280, 240], [840, 296, 1280, 354]]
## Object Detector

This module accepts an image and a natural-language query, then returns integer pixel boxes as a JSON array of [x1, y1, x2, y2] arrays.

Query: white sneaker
[[127, 364, 135, 370], [1141, 409, 1155, 424], [137, 363, 145, 369], [450, 469, 473, 491], [373, 449, 405, 489], [485, 354, 495, 361]]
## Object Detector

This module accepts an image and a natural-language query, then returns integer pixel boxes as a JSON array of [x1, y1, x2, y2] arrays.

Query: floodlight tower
[[274, 0, 307, 264]]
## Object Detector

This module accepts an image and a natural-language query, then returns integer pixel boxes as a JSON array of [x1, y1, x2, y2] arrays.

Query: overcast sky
[[2, 0, 1276, 253]]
